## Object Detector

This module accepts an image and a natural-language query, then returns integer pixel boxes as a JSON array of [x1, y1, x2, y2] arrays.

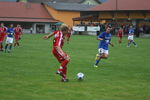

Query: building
[[72, 0, 150, 35], [44, 2, 94, 26], [89, 0, 150, 26], [0, 2, 58, 33]]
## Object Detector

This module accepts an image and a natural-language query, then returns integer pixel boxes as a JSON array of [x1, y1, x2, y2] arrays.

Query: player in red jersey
[[117, 27, 124, 43], [43, 24, 70, 82], [14, 24, 22, 47], [0, 23, 7, 51], [66, 26, 72, 44]]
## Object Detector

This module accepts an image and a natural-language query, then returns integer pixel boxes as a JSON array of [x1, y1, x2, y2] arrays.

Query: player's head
[[17, 24, 20, 27], [1, 23, 4, 27], [106, 26, 112, 33], [60, 24, 69, 35], [10, 24, 13, 28], [130, 25, 133, 28]]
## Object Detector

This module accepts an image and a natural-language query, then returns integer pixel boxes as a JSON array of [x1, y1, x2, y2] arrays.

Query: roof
[[28, 0, 102, 3], [28, 0, 83, 3], [45, 2, 95, 11], [0, 2, 57, 22], [0, 0, 16, 2], [28, 0, 51, 3], [90, 0, 150, 11], [0, 18, 57, 22]]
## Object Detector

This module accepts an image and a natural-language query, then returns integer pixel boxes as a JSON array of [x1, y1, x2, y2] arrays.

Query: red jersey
[[66, 28, 72, 38], [118, 29, 123, 37], [14, 27, 22, 35], [53, 31, 64, 48], [0, 27, 7, 38]]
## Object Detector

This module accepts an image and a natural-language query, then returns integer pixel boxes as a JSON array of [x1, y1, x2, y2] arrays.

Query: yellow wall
[[99, 11, 150, 19], [45, 5, 80, 26], [115, 12, 128, 19], [146, 12, 150, 18], [129, 12, 144, 18]]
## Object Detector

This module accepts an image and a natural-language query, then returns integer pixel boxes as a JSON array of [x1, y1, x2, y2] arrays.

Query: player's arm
[[43, 32, 55, 40], [109, 42, 114, 47], [97, 32, 104, 40], [109, 39, 114, 47], [97, 37, 103, 40]]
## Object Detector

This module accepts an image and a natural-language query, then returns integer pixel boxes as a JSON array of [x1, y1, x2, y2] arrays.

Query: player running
[[14, 24, 22, 47], [43, 24, 70, 82], [0, 23, 7, 51], [127, 26, 137, 47], [94, 26, 114, 68], [4, 24, 14, 53], [117, 27, 124, 43]]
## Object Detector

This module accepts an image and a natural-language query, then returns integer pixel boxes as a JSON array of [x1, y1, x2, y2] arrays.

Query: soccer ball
[[77, 72, 84, 80]]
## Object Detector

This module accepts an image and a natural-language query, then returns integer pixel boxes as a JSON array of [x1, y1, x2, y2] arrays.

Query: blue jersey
[[7, 28, 14, 38], [128, 28, 134, 35], [98, 32, 112, 50]]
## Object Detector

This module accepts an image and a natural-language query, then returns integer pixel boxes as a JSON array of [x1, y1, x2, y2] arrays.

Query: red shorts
[[52, 48, 67, 63], [15, 35, 20, 40], [66, 33, 71, 38]]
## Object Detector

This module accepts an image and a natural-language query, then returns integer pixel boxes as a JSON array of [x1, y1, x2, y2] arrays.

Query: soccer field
[[0, 34, 150, 100]]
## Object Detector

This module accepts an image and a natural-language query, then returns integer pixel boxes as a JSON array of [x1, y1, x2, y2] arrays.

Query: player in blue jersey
[[5, 24, 14, 53], [94, 26, 114, 67], [127, 26, 137, 47]]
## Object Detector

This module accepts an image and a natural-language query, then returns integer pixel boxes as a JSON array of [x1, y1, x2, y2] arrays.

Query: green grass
[[0, 34, 150, 100]]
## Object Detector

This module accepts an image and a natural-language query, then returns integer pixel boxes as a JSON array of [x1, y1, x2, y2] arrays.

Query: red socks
[[58, 59, 69, 79]]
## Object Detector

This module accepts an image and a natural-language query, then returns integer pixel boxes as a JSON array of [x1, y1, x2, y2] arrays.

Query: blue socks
[[95, 60, 100, 65]]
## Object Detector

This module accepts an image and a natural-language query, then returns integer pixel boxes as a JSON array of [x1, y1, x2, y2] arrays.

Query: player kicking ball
[[94, 26, 114, 68], [43, 24, 70, 82], [5, 24, 14, 53]]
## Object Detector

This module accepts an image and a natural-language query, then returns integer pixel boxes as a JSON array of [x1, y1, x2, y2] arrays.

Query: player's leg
[[60, 56, 70, 82], [8, 38, 13, 52], [0, 41, 4, 51], [0, 37, 5, 51], [5, 37, 10, 52], [14, 35, 20, 47], [127, 36, 131, 47], [0, 42, 3, 51], [14, 40, 17, 47], [94, 48, 103, 67], [118, 37, 121, 43], [53, 49, 70, 82], [132, 39, 137, 47], [4, 44, 8, 53], [8, 43, 13, 53], [14, 36, 17, 47], [120, 36, 122, 43], [16, 40, 19, 46], [127, 40, 131, 47]]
